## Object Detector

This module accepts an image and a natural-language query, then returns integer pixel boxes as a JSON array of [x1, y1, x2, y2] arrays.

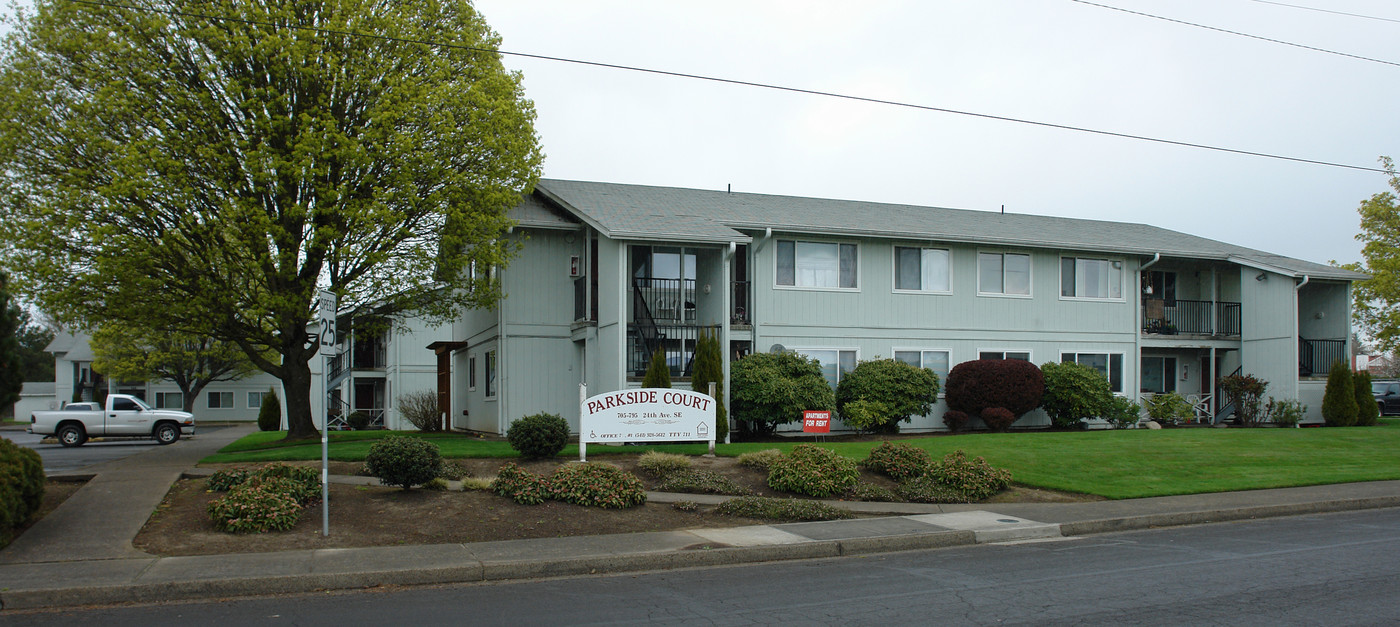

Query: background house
[[442, 179, 1364, 435]]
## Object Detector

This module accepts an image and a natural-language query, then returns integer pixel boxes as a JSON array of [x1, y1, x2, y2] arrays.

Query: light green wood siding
[[1240, 268, 1298, 401]]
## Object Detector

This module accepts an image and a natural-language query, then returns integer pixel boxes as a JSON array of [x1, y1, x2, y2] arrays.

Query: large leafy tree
[[0, 0, 542, 438], [90, 323, 260, 413], [12, 309, 54, 384], [1343, 157, 1400, 353], [0, 271, 24, 409]]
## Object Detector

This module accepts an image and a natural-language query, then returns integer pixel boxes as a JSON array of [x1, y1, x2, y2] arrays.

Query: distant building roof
[[535, 179, 1365, 282]]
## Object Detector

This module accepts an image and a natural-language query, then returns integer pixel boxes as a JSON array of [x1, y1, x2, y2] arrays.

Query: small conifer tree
[[642, 346, 671, 388], [257, 387, 282, 431], [1353, 369, 1380, 426], [1321, 359, 1358, 427], [691, 329, 728, 441]]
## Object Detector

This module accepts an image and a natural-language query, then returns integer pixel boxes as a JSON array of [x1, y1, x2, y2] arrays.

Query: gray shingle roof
[[535, 179, 1364, 281]]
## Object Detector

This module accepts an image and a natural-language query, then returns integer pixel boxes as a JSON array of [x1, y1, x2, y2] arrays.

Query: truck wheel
[[58, 424, 87, 447], [154, 423, 180, 445]]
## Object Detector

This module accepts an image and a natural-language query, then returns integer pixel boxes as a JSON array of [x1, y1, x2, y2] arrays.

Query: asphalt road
[[7, 507, 1398, 625], [2, 427, 225, 474]]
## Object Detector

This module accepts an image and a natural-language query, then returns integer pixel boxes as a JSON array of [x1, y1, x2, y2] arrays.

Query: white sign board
[[316, 290, 337, 356], [581, 388, 715, 445]]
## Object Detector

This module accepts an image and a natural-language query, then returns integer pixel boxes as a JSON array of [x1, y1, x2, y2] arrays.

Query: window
[[1062, 352, 1125, 393], [1061, 257, 1123, 299], [894, 350, 951, 384], [485, 350, 497, 399], [207, 391, 233, 409], [1141, 356, 1177, 394], [979, 351, 1031, 361], [978, 252, 1031, 296], [468, 354, 477, 391], [777, 240, 858, 289], [247, 391, 266, 409], [155, 392, 183, 410], [112, 397, 140, 411], [794, 348, 857, 389], [894, 247, 951, 292]]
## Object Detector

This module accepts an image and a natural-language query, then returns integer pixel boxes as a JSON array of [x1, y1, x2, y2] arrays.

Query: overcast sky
[[472, 0, 1399, 268]]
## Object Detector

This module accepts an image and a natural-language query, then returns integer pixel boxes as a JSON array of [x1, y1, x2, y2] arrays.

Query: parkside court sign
[[579, 387, 716, 461]]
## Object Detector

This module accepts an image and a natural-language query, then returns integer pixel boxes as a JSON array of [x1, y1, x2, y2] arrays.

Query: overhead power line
[[1248, 0, 1400, 25], [1072, 0, 1400, 68], [63, 0, 1392, 175]]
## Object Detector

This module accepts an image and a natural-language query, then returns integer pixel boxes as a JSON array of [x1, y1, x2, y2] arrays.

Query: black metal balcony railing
[[1142, 298, 1241, 337], [573, 276, 588, 322], [1300, 338, 1346, 376], [628, 324, 720, 377], [635, 278, 695, 323], [732, 280, 751, 325]]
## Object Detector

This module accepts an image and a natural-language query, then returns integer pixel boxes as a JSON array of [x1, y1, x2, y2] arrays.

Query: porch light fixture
[[1256, 272, 1268, 282]]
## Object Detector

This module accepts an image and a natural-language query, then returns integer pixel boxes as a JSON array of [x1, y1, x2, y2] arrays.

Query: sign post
[[803, 410, 831, 442], [316, 290, 336, 537]]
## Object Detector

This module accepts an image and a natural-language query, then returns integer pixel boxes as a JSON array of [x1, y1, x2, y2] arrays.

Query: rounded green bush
[[861, 441, 933, 482], [206, 468, 254, 492], [507, 412, 571, 459], [364, 435, 443, 490], [250, 463, 322, 504], [835, 358, 938, 433], [767, 444, 859, 497], [548, 463, 647, 508], [0, 437, 45, 538]]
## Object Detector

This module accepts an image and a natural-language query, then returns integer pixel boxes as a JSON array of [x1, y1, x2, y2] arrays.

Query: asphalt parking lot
[[1, 426, 226, 474]]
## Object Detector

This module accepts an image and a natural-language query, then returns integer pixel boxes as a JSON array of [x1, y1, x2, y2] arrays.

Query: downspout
[[1294, 275, 1309, 408], [753, 227, 774, 253], [723, 242, 736, 444], [1134, 254, 1161, 411]]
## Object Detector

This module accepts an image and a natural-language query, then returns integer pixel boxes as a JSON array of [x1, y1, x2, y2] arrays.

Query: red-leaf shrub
[[945, 360, 1044, 420], [941, 409, 969, 432], [981, 407, 1016, 432]]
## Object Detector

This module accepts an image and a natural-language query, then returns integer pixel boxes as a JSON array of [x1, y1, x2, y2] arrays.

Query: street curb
[[1059, 497, 1400, 536]]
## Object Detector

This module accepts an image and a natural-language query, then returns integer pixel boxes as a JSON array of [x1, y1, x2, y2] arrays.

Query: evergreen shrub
[[981, 407, 1016, 432], [714, 496, 854, 522], [1145, 392, 1194, 425], [1039, 361, 1113, 428], [941, 409, 969, 432], [1219, 374, 1268, 427], [364, 435, 443, 490], [691, 328, 728, 441], [491, 462, 548, 505], [547, 463, 647, 508], [1321, 360, 1358, 427], [897, 475, 975, 504], [506, 412, 570, 459], [256, 388, 281, 431], [656, 468, 754, 496], [642, 347, 671, 388], [736, 448, 783, 470], [1264, 397, 1306, 427], [207, 483, 302, 533], [730, 352, 835, 436], [861, 441, 934, 482], [926, 450, 1011, 501], [767, 444, 859, 497], [1354, 370, 1380, 426], [637, 451, 692, 478], [847, 481, 903, 502], [835, 358, 938, 433]]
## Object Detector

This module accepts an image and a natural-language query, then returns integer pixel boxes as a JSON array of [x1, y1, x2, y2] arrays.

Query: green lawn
[[205, 420, 1400, 499]]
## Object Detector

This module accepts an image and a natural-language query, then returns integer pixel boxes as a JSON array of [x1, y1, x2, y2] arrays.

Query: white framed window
[[794, 348, 858, 389], [155, 392, 183, 409], [978, 252, 1031, 296], [247, 391, 266, 409], [485, 349, 497, 399], [894, 247, 951, 293], [207, 391, 234, 409], [1062, 352, 1125, 394], [979, 350, 1031, 361], [776, 240, 858, 289], [468, 354, 477, 392], [894, 349, 951, 388], [1060, 257, 1123, 300]]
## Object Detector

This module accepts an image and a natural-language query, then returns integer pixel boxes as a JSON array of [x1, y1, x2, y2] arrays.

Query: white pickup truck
[[28, 394, 195, 447]]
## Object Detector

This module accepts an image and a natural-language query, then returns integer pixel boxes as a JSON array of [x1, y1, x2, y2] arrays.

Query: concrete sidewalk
[[2, 431, 1398, 610]]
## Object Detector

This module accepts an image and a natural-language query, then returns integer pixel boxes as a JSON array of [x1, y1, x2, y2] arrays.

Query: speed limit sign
[[317, 290, 337, 356]]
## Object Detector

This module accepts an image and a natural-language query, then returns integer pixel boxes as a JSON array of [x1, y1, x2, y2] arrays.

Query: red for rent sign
[[803, 410, 831, 433]]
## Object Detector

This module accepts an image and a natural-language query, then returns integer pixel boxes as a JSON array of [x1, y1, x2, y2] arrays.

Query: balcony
[[1299, 338, 1345, 377], [1142, 298, 1241, 337], [627, 324, 720, 377]]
